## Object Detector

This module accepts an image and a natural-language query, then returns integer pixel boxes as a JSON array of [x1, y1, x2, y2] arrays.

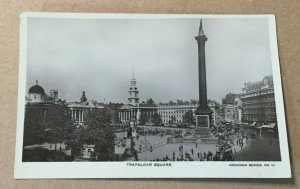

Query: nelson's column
[[194, 20, 213, 137]]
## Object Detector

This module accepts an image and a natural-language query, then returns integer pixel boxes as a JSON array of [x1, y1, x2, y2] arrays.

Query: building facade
[[157, 100, 218, 126], [26, 81, 104, 124], [216, 93, 241, 123], [233, 98, 242, 122], [241, 75, 276, 123], [67, 91, 104, 123]]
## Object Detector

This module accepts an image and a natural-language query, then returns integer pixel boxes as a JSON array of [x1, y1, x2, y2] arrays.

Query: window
[[34, 95, 36, 99]]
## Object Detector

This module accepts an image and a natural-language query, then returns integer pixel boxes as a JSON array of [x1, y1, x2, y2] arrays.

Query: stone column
[[78, 110, 81, 122], [194, 20, 212, 116], [194, 20, 214, 136]]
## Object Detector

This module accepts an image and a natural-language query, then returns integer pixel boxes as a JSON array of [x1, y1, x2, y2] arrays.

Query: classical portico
[[69, 108, 85, 123], [67, 91, 104, 123], [119, 104, 157, 124]]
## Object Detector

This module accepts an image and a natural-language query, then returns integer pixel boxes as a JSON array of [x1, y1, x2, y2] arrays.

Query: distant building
[[67, 91, 104, 123], [217, 92, 241, 123], [157, 100, 219, 125], [49, 89, 58, 101], [222, 92, 239, 105], [224, 104, 234, 122], [106, 102, 123, 124], [233, 98, 242, 122], [27, 80, 46, 103], [241, 75, 276, 123], [26, 80, 59, 104], [119, 69, 157, 124], [26, 80, 105, 124], [215, 105, 225, 123]]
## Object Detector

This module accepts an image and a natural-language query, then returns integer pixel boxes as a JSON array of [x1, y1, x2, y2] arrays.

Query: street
[[233, 132, 281, 161]]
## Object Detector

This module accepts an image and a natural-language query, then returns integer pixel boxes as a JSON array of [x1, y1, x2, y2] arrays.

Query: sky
[[26, 16, 273, 104]]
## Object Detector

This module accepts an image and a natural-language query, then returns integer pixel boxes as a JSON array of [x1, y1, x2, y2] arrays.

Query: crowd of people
[[141, 143, 234, 161]]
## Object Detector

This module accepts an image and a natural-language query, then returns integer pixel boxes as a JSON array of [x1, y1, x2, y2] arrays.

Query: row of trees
[[139, 112, 162, 125], [23, 103, 116, 161]]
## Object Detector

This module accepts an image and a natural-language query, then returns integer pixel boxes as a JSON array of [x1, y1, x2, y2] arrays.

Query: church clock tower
[[128, 67, 139, 106]]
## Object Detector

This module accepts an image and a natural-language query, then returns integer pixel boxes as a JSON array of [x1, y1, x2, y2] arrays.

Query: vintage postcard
[[15, 13, 291, 178]]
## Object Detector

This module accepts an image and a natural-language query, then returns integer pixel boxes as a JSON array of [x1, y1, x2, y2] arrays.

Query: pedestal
[[130, 121, 137, 137], [192, 106, 217, 143], [126, 138, 133, 155]]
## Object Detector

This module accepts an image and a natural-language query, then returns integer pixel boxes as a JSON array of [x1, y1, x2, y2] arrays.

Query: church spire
[[132, 65, 135, 80], [198, 19, 205, 36], [128, 66, 139, 106]]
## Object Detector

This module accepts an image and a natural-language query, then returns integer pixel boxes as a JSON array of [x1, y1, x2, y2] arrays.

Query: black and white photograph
[[15, 13, 291, 178]]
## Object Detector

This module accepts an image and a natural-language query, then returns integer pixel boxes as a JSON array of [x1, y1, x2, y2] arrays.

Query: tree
[[112, 112, 121, 123], [139, 112, 148, 125], [82, 108, 116, 161], [23, 104, 47, 146], [64, 121, 83, 160], [43, 103, 71, 151], [146, 98, 155, 105], [152, 112, 162, 126], [183, 110, 194, 125], [23, 103, 71, 148]]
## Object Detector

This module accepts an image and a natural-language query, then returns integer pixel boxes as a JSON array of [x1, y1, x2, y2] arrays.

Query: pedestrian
[[203, 152, 206, 159], [197, 152, 200, 158], [191, 148, 194, 155], [196, 143, 198, 148], [269, 140, 272, 145]]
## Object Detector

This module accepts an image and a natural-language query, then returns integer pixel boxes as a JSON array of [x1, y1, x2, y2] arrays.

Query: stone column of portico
[[78, 110, 80, 122], [74, 110, 77, 122]]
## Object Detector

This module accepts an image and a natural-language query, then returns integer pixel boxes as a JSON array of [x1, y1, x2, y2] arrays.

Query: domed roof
[[28, 80, 45, 95]]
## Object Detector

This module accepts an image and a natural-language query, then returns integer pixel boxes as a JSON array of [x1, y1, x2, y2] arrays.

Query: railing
[[138, 141, 167, 153]]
